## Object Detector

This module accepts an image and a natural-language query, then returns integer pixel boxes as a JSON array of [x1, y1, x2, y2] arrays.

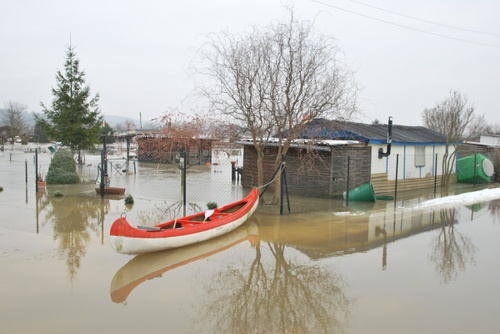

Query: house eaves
[[236, 138, 361, 151], [300, 119, 447, 146]]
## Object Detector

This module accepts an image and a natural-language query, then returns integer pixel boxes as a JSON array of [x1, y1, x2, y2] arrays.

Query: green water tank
[[457, 154, 494, 183]]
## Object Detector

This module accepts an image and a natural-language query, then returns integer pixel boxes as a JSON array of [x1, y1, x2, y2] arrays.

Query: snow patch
[[413, 187, 500, 210]]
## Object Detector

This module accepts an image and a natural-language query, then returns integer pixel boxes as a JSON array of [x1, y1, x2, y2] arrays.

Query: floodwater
[[1, 144, 500, 334]]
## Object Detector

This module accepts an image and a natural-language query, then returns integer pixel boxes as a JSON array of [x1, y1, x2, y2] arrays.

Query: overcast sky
[[1, 0, 499, 127]]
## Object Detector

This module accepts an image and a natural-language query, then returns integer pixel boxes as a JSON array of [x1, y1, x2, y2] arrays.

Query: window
[[414, 146, 425, 167]]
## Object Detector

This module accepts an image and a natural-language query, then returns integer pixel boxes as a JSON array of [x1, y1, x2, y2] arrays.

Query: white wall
[[370, 144, 450, 180], [480, 134, 500, 147]]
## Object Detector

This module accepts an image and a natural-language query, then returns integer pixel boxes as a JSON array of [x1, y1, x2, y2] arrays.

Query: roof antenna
[[378, 116, 393, 159]]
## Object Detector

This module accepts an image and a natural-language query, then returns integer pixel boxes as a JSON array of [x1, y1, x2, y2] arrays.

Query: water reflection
[[367, 203, 472, 274], [428, 208, 477, 284], [488, 199, 500, 223], [193, 237, 351, 333], [109, 193, 500, 332], [36, 189, 109, 282], [110, 224, 259, 303], [110, 218, 352, 333], [134, 200, 203, 227]]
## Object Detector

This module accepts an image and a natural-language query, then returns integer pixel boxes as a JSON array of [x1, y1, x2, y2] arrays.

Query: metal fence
[[2, 143, 498, 219], [0, 143, 246, 219]]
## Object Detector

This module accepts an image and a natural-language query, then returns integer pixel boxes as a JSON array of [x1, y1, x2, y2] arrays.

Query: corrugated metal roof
[[300, 119, 446, 144]]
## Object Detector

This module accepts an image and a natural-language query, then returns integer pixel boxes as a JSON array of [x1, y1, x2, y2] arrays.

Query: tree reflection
[[428, 208, 477, 284], [37, 193, 109, 282], [135, 200, 203, 226], [193, 240, 351, 334], [488, 199, 500, 223]]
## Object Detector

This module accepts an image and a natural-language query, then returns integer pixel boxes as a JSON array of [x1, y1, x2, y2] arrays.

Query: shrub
[[54, 191, 64, 197], [125, 194, 134, 204], [207, 201, 217, 210], [46, 148, 80, 184]]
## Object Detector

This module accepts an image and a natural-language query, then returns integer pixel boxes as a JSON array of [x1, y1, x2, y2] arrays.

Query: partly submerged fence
[[0, 144, 246, 215], [1, 144, 496, 217]]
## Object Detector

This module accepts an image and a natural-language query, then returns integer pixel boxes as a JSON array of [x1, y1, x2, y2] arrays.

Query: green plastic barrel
[[343, 182, 376, 202], [457, 154, 494, 184]]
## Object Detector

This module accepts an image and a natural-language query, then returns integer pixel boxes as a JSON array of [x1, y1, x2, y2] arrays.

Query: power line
[[343, 0, 500, 37], [311, 0, 500, 48]]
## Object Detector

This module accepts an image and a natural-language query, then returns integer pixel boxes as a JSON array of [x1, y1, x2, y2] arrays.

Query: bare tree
[[1, 101, 29, 143], [195, 9, 358, 200], [139, 110, 218, 165], [478, 119, 500, 135], [422, 91, 484, 188]]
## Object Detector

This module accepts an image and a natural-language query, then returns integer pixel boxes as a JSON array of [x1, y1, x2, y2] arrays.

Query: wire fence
[[0, 143, 246, 220], [2, 143, 498, 220]]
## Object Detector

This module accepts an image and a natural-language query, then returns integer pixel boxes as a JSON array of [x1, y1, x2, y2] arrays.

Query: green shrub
[[54, 191, 64, 197], [46, 149, 80, 184], [207, 201, 217, 210], [125, 194, 134, 204]]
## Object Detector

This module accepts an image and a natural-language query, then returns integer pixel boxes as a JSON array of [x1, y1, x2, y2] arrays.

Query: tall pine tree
[[37, 44, 103, 160]]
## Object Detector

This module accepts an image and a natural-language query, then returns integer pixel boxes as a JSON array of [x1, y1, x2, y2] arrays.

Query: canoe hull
[[109, 188, 259, 254]]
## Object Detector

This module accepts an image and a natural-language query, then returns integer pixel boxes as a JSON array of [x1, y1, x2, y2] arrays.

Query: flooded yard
[[1, 145, 499, 333]]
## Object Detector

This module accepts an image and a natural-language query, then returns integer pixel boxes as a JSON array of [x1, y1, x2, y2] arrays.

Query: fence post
[[280, 155, 284, 215], [25, 159, 28, 187], [231, 161, 236, 182], [394, 154, 399, 206], [35, 149, 39, 192], [345, 156, 350, 207], [434, 153, 438, 194], [182, 150, 187, 215], [473, 154, 477, 188]]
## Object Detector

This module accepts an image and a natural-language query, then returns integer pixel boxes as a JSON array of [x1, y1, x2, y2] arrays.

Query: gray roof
[[300, 119, 446, 145]]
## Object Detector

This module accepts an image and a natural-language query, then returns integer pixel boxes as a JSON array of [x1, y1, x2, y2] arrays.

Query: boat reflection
[[110, 223, 259, 303]]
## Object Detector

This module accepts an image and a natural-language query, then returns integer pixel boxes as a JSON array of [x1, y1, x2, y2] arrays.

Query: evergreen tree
[[45, 148, 80, 184], [37, 44, 103, 157]]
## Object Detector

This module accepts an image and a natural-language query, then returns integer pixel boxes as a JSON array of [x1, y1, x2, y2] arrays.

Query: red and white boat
[[109, 188, 259, 254]]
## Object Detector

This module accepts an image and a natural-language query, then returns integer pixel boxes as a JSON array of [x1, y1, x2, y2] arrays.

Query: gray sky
[[1, 0, 499, 126]]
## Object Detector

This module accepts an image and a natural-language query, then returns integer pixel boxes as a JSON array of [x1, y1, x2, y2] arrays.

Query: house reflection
[[262, 193, 498, 289]]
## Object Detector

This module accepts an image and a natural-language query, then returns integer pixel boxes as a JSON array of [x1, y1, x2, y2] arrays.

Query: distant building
[[135, 132, 214, 165], [479, 134, 500, 147]]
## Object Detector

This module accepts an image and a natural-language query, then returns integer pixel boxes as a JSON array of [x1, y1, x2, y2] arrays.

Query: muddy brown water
[[1, 146, 500, 333]]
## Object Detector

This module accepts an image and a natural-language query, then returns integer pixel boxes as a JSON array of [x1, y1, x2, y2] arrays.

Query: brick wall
[[242, 144, 371, 197]]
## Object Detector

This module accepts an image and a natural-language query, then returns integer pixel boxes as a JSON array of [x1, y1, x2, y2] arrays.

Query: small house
[[240, 119, 450, 197]]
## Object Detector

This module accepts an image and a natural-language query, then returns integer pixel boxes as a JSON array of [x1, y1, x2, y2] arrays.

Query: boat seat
[[137, 225, 162, 231]]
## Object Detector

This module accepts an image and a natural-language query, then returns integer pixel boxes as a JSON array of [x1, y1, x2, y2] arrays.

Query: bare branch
[[193, 8, 358, 193]]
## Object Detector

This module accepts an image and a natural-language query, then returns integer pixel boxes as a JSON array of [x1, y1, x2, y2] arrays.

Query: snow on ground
[[413, 187, 500, 210]]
